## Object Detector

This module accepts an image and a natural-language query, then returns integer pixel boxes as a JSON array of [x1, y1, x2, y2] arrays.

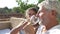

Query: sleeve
[[45, 31, 50, 34]]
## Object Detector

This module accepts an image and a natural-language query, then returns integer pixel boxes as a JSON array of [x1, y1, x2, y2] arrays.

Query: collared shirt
[[46, 25, 60, 34], [36, 25, 60, 34]]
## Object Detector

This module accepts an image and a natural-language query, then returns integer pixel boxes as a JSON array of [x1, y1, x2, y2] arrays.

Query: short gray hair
[[38, 0, 60, 14], [38, 0, 60, 22]]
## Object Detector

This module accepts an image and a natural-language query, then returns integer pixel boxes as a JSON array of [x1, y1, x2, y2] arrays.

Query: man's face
[[37, 7, 56, 25]]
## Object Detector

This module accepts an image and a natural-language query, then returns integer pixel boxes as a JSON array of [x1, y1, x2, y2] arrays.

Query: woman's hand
[[10, 21, 29, 34]]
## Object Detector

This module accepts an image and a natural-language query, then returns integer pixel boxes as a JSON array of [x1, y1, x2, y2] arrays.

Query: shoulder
[[50, 25, 60, 29], [46, 25, 60, 34]]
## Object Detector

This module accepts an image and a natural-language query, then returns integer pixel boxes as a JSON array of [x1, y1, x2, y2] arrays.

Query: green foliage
[[59, 0, 60, 1], [15, 0, 45, 14], [37, 0, 44, 4], [16, 0, 37, 14], [4, 7, 12, 13], [0, 7, 12, 14], [12, 7, 20, 13]]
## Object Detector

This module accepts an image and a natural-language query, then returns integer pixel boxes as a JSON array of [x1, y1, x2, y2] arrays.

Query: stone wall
[[0, 13, 25, 21], [0, 13, 24, 19]]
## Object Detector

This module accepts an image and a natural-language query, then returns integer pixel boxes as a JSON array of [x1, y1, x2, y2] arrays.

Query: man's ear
[[51, 10, 57, 16]]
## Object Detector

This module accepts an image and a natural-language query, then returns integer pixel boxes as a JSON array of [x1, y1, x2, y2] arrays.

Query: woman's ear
[[51, 10, 57, 16]]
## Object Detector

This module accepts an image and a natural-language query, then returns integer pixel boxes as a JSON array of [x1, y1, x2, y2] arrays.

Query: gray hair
[[38, 0, 60, 15], [38, 0, 60, 22]]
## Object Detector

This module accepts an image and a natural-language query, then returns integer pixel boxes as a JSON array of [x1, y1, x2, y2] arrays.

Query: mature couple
[[10, 0, 60, 34]]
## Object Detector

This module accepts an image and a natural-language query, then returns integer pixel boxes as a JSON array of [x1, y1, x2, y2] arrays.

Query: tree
[[4, 7, 12, 14], [59, 0, 60, 1], [16, 0, 37, 14], [37, 0, 44, 4], [0, 7, 12, 14], [12, 7, 20, 13]]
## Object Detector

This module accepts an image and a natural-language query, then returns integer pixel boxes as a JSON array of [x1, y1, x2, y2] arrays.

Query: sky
[[0, 0, 38, 9]]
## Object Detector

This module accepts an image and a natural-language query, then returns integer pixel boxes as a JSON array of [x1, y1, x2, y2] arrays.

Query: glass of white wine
[[30, 15, 40, 25]]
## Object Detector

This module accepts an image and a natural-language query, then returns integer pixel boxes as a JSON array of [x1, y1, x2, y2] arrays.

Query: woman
[[10, 7, 39, 34]]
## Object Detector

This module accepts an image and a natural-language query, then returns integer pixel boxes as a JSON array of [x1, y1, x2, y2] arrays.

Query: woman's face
[[28, 10, 36, 18]]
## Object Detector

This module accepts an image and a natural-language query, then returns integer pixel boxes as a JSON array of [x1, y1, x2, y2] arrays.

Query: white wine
[[30, 15, 40, 25]]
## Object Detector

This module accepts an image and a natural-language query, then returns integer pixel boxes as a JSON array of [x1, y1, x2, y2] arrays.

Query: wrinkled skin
[[37, 6, 58, 30]]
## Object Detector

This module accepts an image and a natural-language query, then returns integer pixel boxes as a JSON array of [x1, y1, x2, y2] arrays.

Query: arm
[[10, 22, 28, 34], [24, 24, 35, 34]]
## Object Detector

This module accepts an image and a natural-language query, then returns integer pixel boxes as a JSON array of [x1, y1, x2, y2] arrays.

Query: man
[[36, 0, 60, 34]]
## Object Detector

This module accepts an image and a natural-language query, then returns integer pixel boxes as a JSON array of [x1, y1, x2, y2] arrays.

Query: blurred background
[[0, 0, 60, 19], [0, 0, 60, 30], [0, 0, 44, 19]]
